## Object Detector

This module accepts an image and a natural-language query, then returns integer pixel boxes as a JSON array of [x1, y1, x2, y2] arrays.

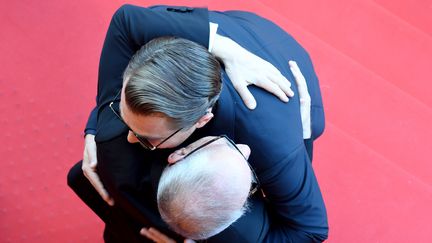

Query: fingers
[[148, 228, 175, 243], [268, 69, 294, 98], [254, 77, 289, 103], [82, 134, 114, 206], [167, 136, 219, 164], [167, 148, 188, 164], [276, 75, 294, 98], [140, 227, 175, 243], [82, 165, 115, 206], [289, 60, 312, 139], [289, 61, 310, 102], [247, 61, 292, 103], [232, 82, 257, 110], [140, 228, 155, 241], [140, 228, 157, 242]]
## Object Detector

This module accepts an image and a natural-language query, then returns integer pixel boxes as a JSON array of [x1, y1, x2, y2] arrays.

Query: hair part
[[123, 37, 222, 129]]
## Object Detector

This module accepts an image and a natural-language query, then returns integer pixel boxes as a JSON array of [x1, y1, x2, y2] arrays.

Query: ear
[[237, 144, 251, 159], [168, 148, 188, 164], [194, 111, 214, 129]]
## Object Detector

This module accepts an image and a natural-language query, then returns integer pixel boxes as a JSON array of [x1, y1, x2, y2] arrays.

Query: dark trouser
[[67, 162, 151, 243], [67, 161, 270, 243]]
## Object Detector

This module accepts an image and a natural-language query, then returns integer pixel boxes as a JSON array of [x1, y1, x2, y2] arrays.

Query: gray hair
[[123, 37, 222, 129], [157, 149, 251, 240]]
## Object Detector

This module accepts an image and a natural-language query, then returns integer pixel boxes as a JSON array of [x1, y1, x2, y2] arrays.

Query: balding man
[[68, 4, 327, 242], [153, 67, 312, 241], [158, 135, 253, 240]]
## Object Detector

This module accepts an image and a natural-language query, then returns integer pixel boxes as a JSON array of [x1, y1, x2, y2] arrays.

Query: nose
[[127, 131, 139, 144]]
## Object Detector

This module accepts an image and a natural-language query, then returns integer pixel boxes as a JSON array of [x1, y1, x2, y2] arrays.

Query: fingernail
[[108, 199, 115, 206]]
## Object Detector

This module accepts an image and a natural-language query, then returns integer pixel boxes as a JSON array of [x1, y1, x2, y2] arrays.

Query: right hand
[[82, 134, 114, 206]]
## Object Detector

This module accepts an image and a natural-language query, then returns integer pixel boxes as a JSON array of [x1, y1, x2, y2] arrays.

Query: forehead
[[119, 92, 174, 137]]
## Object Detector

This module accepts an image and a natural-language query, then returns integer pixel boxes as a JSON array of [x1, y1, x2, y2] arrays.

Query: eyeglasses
[[109, 90, 182, 150], [182, 135, 261, 197]]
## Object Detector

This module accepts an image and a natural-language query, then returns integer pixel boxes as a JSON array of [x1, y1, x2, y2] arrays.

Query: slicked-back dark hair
[[123, 37, 222, 129]]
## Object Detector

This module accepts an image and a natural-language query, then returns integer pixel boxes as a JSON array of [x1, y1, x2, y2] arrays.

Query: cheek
[[158, 131, 193, 149], [157, 138, 184, 149]]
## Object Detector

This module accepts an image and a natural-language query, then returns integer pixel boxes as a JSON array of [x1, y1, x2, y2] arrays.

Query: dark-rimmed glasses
[[182, 135, 261, 197], [109, 90, 182, 150]]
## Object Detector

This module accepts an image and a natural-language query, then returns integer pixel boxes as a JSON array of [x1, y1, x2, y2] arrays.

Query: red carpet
[[1, 0, 431, 242]]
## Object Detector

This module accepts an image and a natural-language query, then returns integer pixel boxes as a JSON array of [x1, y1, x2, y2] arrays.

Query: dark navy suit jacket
[[82, 4, 328, 242]]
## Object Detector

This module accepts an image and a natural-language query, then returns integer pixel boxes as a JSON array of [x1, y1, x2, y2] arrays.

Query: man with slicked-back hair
[[68, 4, 328, 243]]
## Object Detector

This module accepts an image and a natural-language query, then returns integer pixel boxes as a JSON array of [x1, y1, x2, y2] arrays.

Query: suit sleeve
[[84, 4, 210, 133], [256, 53, 328, 242], [227, 36, 328, 241], [84, 105, 98, 135], [259, 144, 328, 243]]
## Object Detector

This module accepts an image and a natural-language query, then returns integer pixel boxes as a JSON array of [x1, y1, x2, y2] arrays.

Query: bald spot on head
[[157, 142, 252, 239]]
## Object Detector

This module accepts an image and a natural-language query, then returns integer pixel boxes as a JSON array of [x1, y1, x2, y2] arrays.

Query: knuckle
[[100, 191, 108, 198], [81, 165, 88, 172], [270, 81, 279, 89], [83, 170, 89, 177]]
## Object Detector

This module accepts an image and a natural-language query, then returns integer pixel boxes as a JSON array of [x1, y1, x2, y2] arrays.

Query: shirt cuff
[[84, 129, 97, 137], [208, 22, 219, 52]]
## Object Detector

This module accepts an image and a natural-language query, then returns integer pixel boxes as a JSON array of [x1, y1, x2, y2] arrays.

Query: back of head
[[123, 37, 222, 129], [157, 149, 251, 240]]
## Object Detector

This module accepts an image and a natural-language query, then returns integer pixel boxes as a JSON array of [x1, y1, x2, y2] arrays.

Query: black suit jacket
[[85, 4, 328, 242]]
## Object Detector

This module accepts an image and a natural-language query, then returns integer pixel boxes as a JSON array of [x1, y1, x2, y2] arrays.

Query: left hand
[[289, 61, 311, 139], [140, 227, 196, 243], [212, 34, 294, 109]]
